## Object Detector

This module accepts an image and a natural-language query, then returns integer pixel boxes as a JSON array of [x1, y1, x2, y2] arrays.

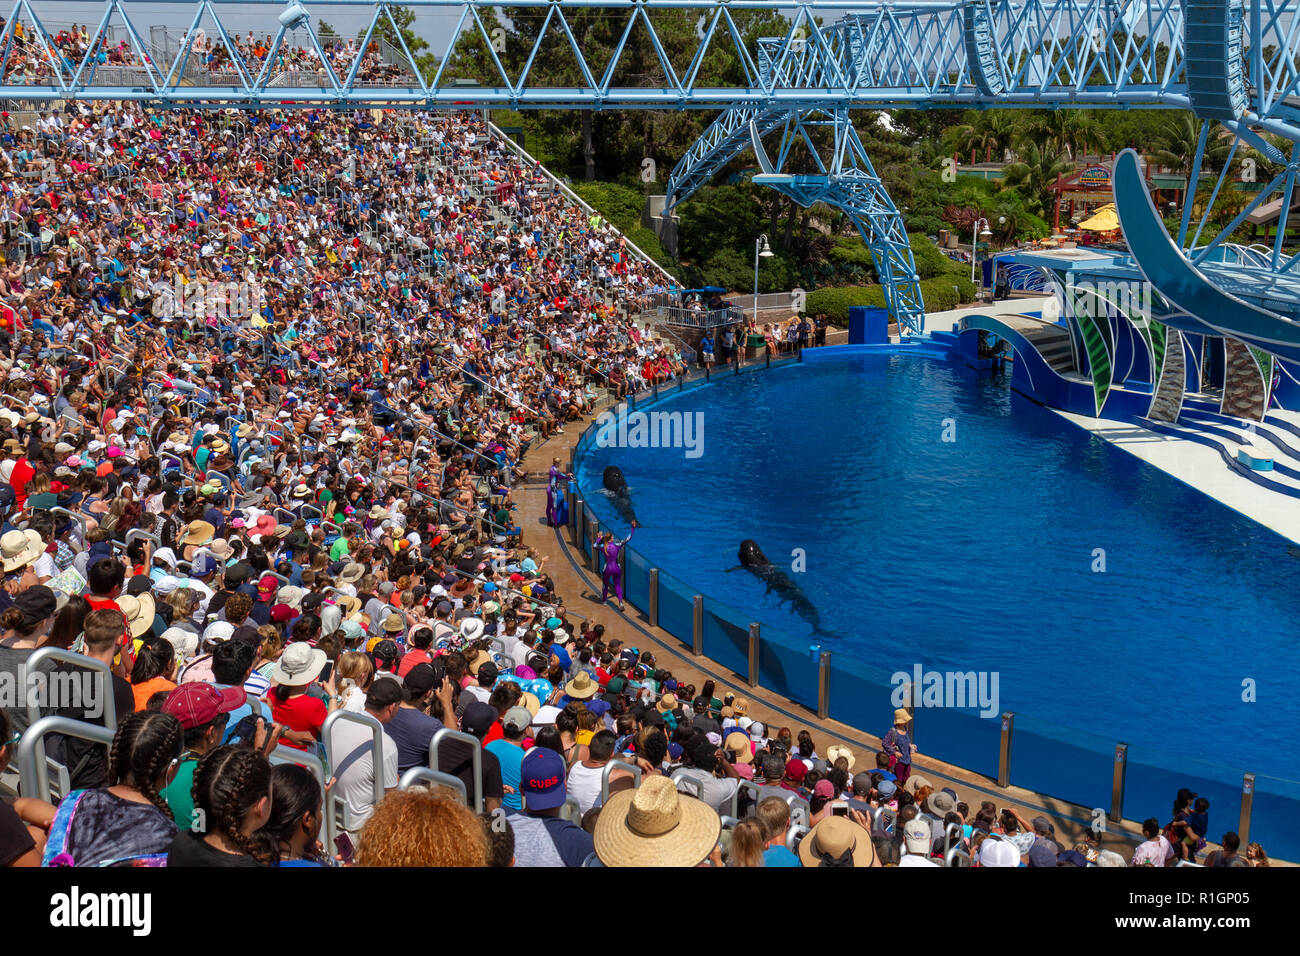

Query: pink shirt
[[1131, 835, 1174, 867]]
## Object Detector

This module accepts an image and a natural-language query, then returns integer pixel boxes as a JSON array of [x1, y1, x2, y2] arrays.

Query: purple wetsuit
[[546, 465, 565, 526], [601, 527, 634, 604]]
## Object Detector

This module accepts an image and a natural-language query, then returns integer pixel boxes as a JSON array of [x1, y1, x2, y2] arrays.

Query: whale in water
[[737, 538, 827, 636], [602, 465, 639, 526]]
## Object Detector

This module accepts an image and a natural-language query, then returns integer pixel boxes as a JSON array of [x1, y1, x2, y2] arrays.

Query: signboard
[[1078, 165, 1111, 188]]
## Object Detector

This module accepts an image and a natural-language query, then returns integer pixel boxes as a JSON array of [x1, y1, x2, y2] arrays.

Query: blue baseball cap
[[520, 748, 567, 811], [192, 554, 218, 576]]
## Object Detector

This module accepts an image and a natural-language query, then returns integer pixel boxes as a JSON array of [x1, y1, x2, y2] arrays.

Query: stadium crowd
[[0, 92, 1271, 867], [0, 17, 404, 85]]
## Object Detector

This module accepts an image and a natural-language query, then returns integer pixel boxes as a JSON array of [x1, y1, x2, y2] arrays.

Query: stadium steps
[[1019, 322, 1075, 373]]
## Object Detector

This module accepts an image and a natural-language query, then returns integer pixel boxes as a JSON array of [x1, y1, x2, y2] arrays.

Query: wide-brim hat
[[182, 520, 216, 546], [1, 528, 43, 572], [465, 649, 491, 675], [893, 708, 911, 726], [459, 617, 484, 642], [797, 815, 878, 867], [367, 505, 387, 519], [271, 642, 328, 687], [564, 671, 598, 699], [334, 594, 362, 617], [382, 613, 405, 633], [724, 731, 753, 764], [656, 693, 677, 713], [338, 563, 365, 584], [518, 691, 541, 717], [593, 775, 721, 868], [117, 593, 156, 638], [826, 744, 855, 770], [291, 483, 310, 499]]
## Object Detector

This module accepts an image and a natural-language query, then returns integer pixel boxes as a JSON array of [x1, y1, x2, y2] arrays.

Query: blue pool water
[[576, 354, 1300, 782]]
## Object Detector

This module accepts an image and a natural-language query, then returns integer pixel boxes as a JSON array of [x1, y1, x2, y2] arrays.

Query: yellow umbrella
[[1078, 203, 1119, 232]]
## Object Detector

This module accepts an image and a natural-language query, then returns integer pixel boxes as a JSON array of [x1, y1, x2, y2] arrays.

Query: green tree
[[1000, 142, 1074, 219]]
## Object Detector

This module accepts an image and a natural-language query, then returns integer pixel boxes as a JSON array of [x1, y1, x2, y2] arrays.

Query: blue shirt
[[486, 739, 526, 811], [384, 706, 444, 774], [763, 845, 801, 867]]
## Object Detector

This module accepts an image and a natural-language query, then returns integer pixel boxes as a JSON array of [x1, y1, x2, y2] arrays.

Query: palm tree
[[1000, 142, 1074, 218], [1014, 109, 1107, 161], [943, 110, 1020, 163], [1148, 114, 1232, 181]]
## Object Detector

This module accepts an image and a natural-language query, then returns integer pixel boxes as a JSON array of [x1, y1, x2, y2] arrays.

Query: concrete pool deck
[[1050, 407, 1300, 547], [515, 372, 1283, 864]]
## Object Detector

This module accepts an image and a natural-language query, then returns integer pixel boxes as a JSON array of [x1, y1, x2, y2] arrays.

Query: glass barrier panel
[[826, 654, 898, 746], [700, 599, 749, 677], [656, 569, 695, 649], [1008, 714, 1115, 817], [624, 549, 651, 612], [757, 631, 821, 712], [1123, 741, 1269, 857], [915, 705, 1003, 782], [1248, 772, 1300, 863]]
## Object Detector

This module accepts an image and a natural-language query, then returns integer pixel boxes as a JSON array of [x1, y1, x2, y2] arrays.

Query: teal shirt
[[162, 758, 200, 829], [763, 845, 802, 867]]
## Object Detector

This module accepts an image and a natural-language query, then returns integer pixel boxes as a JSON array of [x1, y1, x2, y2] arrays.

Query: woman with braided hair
[[41, 711, 183, 866], [166, 745, 275, 867], [257, 763, 328, 867]]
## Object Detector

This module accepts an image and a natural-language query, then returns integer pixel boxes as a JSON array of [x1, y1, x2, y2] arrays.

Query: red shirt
[[271, 693, 327, 750], [9, 457, 35, 509], [397, 648, 431, 679]]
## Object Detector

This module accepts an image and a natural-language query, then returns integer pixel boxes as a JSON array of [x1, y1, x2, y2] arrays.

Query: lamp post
[[971, 218, 993, 284], [754, 233, 773, 322]]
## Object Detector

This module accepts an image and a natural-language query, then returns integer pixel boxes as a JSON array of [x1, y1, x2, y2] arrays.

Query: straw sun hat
[[593, 775, 721, 867], [797, 815, 879, 868]]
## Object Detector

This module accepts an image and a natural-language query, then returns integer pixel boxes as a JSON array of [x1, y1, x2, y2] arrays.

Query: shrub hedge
[[805, 275, 978, 324]]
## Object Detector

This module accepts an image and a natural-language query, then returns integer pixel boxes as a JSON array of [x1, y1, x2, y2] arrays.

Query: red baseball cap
[[257, 575, 279, 599], [785, 759, 809, 783], [162, 682, 246, 730], [270, 603, 295, 623]]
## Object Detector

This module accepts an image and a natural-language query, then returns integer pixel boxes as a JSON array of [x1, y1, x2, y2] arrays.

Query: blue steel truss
[[747, 109, 927, 332], [0, 0, 1291, 136]]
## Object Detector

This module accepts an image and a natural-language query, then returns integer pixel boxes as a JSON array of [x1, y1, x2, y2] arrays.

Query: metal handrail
[[785, 822, 809, 852], [24, 647, 117, 733], [735, 779, 763, 817], [428, 727, 483, 812], [670, 767, 704, 800], [942, 820, 963, 859], [50, 507, 87, 540], [398, 765, 468, 805], [599, 758, 642, 802], [322, 709, 386, 833], [16, 715, 114, 803]]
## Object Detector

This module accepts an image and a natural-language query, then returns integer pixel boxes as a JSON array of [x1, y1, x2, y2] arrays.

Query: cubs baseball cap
[[520, 747, 567, 810]]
